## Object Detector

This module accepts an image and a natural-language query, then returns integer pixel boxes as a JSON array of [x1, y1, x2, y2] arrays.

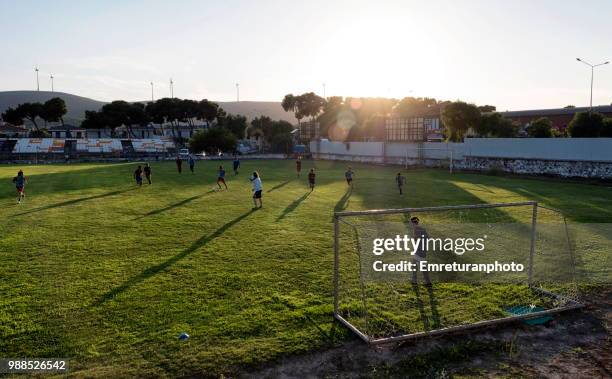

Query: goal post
[[333, 201, 583, 344]]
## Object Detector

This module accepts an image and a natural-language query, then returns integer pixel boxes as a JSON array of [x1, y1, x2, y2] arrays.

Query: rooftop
[[48, 124, 84, 131], [499, 105, 612, 117]]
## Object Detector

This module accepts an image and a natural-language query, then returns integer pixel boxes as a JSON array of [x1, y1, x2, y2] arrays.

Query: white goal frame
[[332, 201, 584, 345]]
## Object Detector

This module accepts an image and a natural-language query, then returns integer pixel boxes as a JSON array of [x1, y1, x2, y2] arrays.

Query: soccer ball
[[178, 332, 189, 340]]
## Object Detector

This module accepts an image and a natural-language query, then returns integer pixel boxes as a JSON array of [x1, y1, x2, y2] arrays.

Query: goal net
[[333, 201, 582, 344]]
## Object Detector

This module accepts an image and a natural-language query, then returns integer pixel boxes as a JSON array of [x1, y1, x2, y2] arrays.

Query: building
[[48, 125, 86, 138], [85, 128, 114, 139], [0, 123, 29, 137], [499, 105, 612, 131], [298, 120, 319, 142], [385, 117, 443, 142]]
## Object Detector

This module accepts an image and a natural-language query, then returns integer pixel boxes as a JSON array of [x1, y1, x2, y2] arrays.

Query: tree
[[477, 105, 496, 113], [16, 102, 43, 130], [281, 94, 296, 114], [178, 99, 202, 130], [476, 112, 519, 138], [81, 110, 109, 130], [474, 112, 499, 137], [317, 96, 344, 138], [282, 92, 325, 126], [395, 97, 440, 117], [29, 129, 51, 138], [297, 92, 325, 122], [219, 114, 247, 139], [267, 120, 294, 152], [1, 106, 25, 126], [198, 99, 220, 124], [281, 94, 302, 124], [251, 116, 274, 136], [525, 117, 553, 138], [189, 127, 237, 154], [567, 112, 604, 137], [441, 101, 481, 142], [601, 118, 612, 138], [492, 117, 519, 137], [41, 97, 67, 126]]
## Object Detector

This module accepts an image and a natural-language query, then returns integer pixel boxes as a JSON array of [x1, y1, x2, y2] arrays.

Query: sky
[[1, 0, 611, 110]]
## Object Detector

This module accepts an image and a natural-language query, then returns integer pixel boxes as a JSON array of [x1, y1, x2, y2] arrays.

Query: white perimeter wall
[[462, 138, 612, 162], [311, 138, 612, 162]]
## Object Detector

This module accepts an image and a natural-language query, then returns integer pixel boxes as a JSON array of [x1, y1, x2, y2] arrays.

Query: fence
[[310, 138, 612, 178]]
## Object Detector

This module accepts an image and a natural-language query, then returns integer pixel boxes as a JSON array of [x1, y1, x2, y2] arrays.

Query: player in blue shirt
[[134, 165, 143, 187], [233, 156, 240, 175], [12, 170, 27, 204], [188, 155, 195, 173], [217, 165, 228, 190]]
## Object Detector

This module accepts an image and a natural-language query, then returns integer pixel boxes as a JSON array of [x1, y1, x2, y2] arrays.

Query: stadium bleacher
[[131, 139, 176, 153], [0, 138, 176, 159], [76, 139, 123, 154], [0, 140, 17, 153]]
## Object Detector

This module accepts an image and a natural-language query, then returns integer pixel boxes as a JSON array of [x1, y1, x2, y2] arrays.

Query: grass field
[[0, 160, 610, 377]]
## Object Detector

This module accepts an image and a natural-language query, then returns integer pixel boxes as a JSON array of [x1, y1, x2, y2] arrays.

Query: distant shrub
[[486, 165, 505, 176]]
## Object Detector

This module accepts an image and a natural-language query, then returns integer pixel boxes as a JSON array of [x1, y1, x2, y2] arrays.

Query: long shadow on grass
[[133, 190, 215, 220], [93, 208, 257, 306], [13, 188, 133, 217], [276, 191, 311, 222], [412, 284, 441, 331], [268, 179, 293, 193], [334, 187, 352, 213]]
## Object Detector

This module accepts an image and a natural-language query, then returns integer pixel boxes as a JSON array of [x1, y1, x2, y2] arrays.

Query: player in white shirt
[[250, 171, 263, 209]]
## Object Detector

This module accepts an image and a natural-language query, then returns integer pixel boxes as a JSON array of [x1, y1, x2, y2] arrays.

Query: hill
[[0, 91, 106, 126], [217, 101, 296, 123], [0, 91, 296, 125]]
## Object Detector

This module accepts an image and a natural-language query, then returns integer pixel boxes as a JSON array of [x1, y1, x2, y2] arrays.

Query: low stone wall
[[312, 152, 612, 179], [458, 157, 612, 179], [315, 153, 385, 164]]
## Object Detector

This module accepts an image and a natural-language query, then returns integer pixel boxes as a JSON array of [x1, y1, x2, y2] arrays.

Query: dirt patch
[[242, 289, 611, 378]]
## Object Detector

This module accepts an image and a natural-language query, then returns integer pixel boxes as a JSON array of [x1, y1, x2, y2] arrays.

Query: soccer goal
[[333, 201, 583, 344], [404, 147, 455, 173]]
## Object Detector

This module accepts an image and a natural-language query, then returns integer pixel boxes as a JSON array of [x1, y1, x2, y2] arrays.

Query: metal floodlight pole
[[35, 67, 40, 91], [323, 83, 326, 99], [50, 74, 54, 92], [150, 82, 154, 102], [576, 58, 609, 111], [170, 78, 174, 98], [236, 83, 239, 102]]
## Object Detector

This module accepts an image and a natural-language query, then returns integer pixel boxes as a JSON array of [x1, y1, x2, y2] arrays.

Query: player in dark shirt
[[175, 156, 183, 173], [134, 165, 143, 187], [296, 158, 302, 177], [143, 163, 152, 185], [410, 216, 431, 285], [188, 156, 195, 173], [307, 168, 315, 191], [233, 156, 240, 175], [396, 172, 406, 195]]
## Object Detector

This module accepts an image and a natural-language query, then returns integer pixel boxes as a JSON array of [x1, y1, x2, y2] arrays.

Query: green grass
[[0, 160, 610, 377]]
